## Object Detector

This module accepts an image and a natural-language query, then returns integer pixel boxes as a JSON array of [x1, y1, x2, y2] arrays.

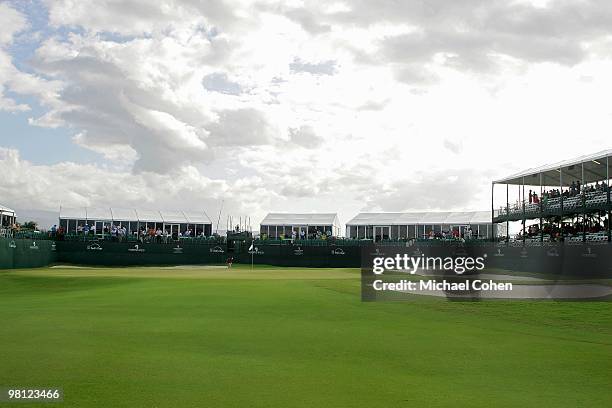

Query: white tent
[[260, 213, 341, 238], [0, 203, 16, 229], [345, 211, 496, 240], [58, 207, 212, 236], [346, 211, 490, 225]]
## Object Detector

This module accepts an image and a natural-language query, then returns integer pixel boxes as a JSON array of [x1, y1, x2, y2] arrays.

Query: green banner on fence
[[0, 237, 57, 269], [53, 240, 228, 266]]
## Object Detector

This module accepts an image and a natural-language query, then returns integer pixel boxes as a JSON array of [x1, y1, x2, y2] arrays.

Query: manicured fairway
[[0, 265, 610, 407]]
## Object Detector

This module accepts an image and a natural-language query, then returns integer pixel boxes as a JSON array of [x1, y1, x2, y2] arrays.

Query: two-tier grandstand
[[492, 149, 611, 244]]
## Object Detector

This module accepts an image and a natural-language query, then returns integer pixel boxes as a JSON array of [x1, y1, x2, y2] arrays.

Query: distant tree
[[22, 221, 38, 230]]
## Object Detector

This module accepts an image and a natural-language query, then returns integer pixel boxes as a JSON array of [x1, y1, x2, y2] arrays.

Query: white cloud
[[1, 0, 612, 231], [0, 2, 27, 45]]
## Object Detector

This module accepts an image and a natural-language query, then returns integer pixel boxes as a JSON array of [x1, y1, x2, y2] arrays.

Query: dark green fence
[[236, 243, 363, 268], [2, 235, 610, 275], [54, 240, 228, 266], [0, 237, 57, 269]]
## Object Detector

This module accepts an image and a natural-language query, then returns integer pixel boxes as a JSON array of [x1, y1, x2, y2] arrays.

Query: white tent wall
[[58, 207, 213, 236], [345, 212, 495, 240], [260, 213, 341, 238]]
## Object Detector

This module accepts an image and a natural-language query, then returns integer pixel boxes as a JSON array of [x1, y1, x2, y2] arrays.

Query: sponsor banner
[[53, 240, 226, 266], [0, 237, 56, 269]]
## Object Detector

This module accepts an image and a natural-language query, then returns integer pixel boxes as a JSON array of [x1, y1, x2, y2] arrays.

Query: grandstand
[[259, 213, 341, 239], [345, 211, 501, 242], [492, 149, 611, 243], [59, 207, 213, 239]]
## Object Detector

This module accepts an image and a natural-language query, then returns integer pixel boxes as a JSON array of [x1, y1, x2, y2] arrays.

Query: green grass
[[0, 265, 610, 407]]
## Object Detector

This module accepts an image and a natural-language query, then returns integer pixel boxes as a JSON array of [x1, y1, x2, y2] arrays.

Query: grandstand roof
[[0, 204, 15, 215], [260, 213, 340, 226], [346, 211, 491, 226], [59, 207, 212, 224], [494, 149, 612, 186]]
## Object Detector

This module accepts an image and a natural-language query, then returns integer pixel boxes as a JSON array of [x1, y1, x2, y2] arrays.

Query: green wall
[[54, 240, 227, 266], [0, 237, 57, 269], [235, 243, 362, 268]]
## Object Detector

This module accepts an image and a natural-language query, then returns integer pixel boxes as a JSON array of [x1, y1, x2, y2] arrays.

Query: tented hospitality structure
[[260, 213, 341, 238], [345, 211, 499, 241], [492, 149, 612, 243], [0, 204, 16, 229], [58, 207, 213, 237]]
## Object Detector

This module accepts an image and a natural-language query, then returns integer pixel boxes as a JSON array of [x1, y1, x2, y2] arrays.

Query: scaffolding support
[[506, 183, 509, 243], [522, 176, 526, 244], [540, 172, 544, 243], [582, 162, 586, 242], [606, 156, 612, 242], [560, 167, 564, 241]]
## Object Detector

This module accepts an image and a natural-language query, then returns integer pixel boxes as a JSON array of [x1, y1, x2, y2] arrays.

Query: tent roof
[[346, 211, 491, 226], [260, 213, 339, 226], [494, 149, 612, 186], [0, 203, 15, 215], [183, 211, 213, 224], [59, 207, 212, 224]]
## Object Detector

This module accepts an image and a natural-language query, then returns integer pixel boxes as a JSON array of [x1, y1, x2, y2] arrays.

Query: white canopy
[[0, 203, 15, 215], [494, 149, 612, 186], [346, 211, 491, 226], [260, 213, 340, 226], [59, 207, 212, 224]]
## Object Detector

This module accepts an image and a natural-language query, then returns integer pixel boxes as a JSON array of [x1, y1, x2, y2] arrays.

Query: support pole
[[582, 162, 586, 242], [560, 167, 564, 242], [540, 172, 544, 243], [506, 183, 509, 243], [606, 156, 612, 242], [522, 176, 526, 244], [491, 182, 494, 242]]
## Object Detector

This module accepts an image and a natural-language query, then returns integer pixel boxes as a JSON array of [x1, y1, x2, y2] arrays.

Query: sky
[[0, 0, 611, 230]]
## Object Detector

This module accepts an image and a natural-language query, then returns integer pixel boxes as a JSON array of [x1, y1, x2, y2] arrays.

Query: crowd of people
[[426, 227, 475, 241], [50, 223, 208, 243], [518, 218, 608, 241], [527, 180, 609, 205], [0, 222, 23, 237], [261, 227, 334, 241]]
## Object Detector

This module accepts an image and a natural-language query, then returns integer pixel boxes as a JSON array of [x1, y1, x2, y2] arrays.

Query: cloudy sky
[[1, 0, 611, 229]]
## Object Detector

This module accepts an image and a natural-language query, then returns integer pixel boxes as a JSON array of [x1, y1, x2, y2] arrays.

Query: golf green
[[0, 265, 610, 407]]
